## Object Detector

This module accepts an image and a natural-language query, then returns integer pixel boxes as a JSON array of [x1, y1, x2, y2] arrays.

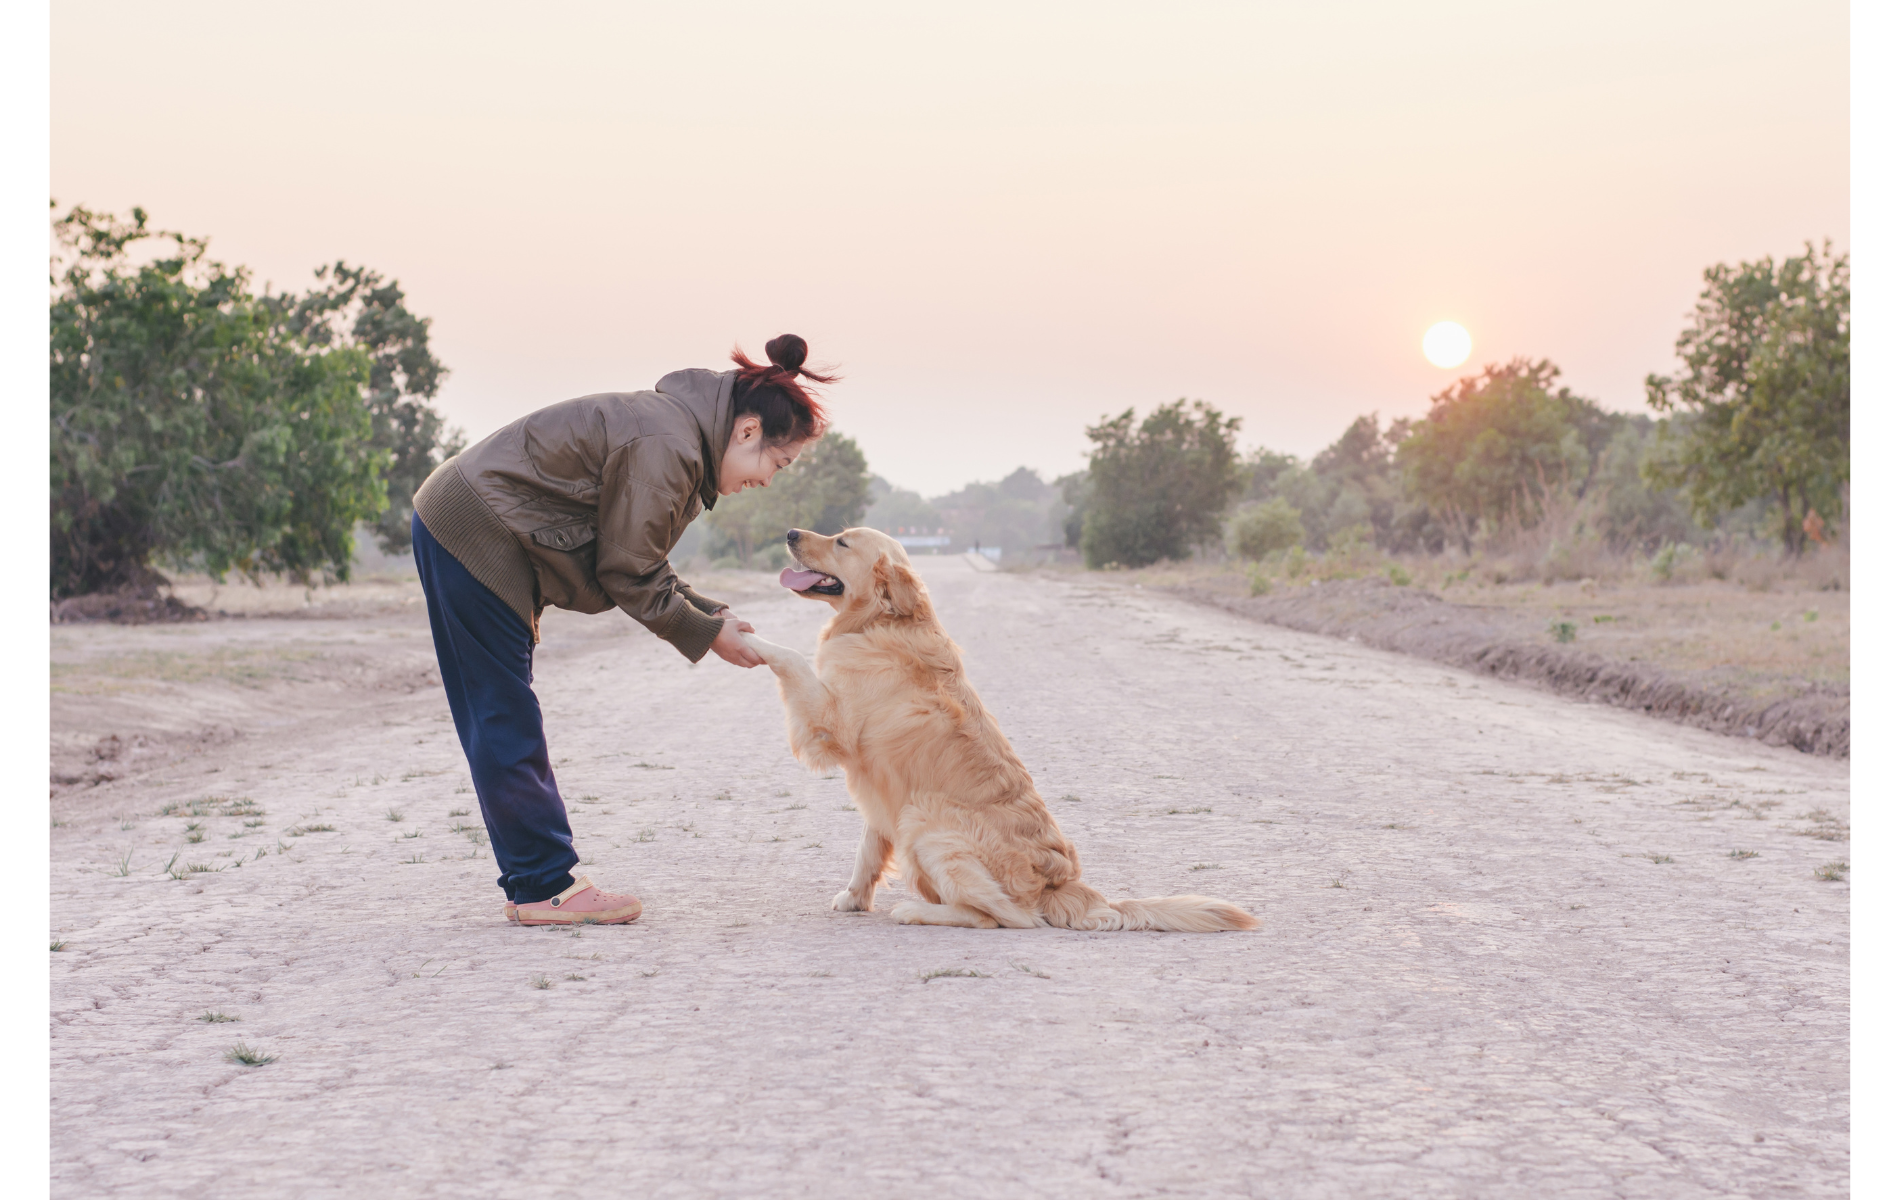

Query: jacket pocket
[[530, 521, 598, 552]]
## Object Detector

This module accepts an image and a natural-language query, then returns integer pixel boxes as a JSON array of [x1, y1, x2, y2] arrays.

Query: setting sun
[[1423, 321, 1473, 369]]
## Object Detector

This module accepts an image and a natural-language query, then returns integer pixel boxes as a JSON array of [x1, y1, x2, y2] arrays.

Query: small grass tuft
[[919, 967, 990, 983], [1814, 860, 1849, 882], [224, 1040, 276, 1066], [564, 973, 586, 982], [1060, 793, 1082, 802], [448, 808, 470, 817], [385, 808, 405, 823], [635, 827, 657, 843], [1166, 806, 1213, 815], [1549, 619, 1578, 644], [1328, 877, 1346, 888], [50, 940, 67, 952], [1645, 852, 1674, 864], [1189, 862, 1222, 872], [111, 848, 135, 877], [1011, 962, 1051, 979], [185, 831, 205, 844], [1727, 849, 1761, 860], [199, 1010, 239, 1023], [530, 974, 553, 989]]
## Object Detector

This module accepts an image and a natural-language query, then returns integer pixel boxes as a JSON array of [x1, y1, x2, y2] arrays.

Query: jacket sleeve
[[593, 437, 727, 662], [677, 584, 728, 616]]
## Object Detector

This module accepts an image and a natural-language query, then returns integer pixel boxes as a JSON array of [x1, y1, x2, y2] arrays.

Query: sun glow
[[1422, 321, 1473, 369]]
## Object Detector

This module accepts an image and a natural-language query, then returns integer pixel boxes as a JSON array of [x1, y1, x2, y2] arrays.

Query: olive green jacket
[[412, 367, 736, 661]]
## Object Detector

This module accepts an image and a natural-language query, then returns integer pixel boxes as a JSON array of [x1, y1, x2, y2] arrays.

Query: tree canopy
[[50, 205, 462, 597], [1078, 399, 1242, 568], [1395, 359, 1608, 552], [272, 263, 461, 553], [1644, 242, 1849, 555]]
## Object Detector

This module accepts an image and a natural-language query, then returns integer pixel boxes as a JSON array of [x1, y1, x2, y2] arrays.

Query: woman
[[409, 334, 833, 926]]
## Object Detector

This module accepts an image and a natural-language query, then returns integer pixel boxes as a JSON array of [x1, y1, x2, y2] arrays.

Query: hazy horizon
[[52, 1, 1846, 496]]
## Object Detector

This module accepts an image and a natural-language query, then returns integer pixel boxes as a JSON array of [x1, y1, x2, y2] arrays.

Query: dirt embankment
[[1165, 578, 1849, 757]]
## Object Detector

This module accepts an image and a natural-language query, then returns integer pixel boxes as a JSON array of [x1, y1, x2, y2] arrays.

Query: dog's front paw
[[831, 890, 869, 913], [889, 901, 926, 925]]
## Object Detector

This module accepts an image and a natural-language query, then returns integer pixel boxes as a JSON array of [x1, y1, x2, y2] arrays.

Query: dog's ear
[[873, 555, 923, 618]]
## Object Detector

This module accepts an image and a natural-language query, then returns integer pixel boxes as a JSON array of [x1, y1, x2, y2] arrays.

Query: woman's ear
[[730, 415, 762, 447], [872, 556, 923, 618]]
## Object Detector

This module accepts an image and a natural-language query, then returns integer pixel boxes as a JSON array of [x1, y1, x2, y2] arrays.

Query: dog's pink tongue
[[779, 568, 827, 592]]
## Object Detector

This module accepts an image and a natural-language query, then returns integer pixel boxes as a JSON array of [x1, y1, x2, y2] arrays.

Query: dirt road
[[49, 556, 1849, 1198]]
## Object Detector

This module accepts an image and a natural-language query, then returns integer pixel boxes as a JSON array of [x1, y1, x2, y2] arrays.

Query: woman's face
[[719, 417, 813, 496]]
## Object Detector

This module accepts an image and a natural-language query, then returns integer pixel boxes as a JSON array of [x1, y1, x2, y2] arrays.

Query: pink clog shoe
[[509, 876, 642, 926]]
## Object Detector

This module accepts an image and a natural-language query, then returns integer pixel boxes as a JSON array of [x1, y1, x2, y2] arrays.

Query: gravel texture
[[50, 556, 1849, 1198]]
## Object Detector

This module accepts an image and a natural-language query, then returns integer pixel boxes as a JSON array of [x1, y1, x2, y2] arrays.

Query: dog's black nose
[[786, 529, 801, 544]]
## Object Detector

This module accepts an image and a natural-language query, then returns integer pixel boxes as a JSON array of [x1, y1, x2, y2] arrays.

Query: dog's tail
[[1039, 881, 1258, 932], [1106, 895, 1259, 932]]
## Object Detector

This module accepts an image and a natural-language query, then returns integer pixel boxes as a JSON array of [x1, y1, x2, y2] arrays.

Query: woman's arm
[[592, 437, 729, 662]]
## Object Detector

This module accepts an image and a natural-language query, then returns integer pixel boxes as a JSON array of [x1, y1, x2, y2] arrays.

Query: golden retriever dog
[[742, 527, 1259, 933]]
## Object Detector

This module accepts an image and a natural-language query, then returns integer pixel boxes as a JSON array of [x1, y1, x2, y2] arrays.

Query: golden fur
[[744, 528, 1259, 932]]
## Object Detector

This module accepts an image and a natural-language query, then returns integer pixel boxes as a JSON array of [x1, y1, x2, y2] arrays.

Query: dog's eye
[[836, 538, 848, 549]]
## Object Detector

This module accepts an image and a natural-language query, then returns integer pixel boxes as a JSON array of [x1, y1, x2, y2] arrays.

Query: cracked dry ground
[[50, 556, 1848, 1198]]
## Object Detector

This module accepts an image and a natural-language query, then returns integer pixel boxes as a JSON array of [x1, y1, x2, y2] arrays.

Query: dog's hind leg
[[889, 900, 1000, 928], [892, 829, 1042, 930], [832, 825, 893, 913]]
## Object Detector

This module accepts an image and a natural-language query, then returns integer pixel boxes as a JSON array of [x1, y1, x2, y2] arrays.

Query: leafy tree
[[50, 206, 392, 597], [702, 430, 872, 566], [1643, 242, 1849, 555], [1395, 359, 1605, 553], [1079, 399, 1242, 568], [272, 263, 462, 553], [1228, 497, 1305, 560]]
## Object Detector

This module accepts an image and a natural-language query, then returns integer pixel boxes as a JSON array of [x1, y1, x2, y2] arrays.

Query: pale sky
[[52, 1, 1846, 497]]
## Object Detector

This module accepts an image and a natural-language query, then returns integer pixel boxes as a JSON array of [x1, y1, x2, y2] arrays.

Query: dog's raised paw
[[831, 890, 868, 913]]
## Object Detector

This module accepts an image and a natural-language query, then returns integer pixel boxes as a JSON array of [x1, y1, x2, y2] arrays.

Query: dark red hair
[[730, 333, 837, 446]]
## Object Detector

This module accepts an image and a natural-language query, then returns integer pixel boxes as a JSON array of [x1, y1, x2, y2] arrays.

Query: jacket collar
[[654, 367, 736, 510]]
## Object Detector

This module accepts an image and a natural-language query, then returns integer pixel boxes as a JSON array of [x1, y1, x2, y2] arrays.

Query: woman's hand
[[710, 614, 765, 668]]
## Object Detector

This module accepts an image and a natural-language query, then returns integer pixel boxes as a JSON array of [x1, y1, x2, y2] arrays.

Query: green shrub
[[1228, 497, 1305, 561]]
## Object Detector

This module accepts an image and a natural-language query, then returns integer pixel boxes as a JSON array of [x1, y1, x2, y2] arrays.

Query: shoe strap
[[548, 875, 595, 907]]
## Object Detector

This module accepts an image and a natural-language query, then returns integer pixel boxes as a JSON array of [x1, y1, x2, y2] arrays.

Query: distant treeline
[[852, 243, 1849, 571], [50, 204, 1847, 598]]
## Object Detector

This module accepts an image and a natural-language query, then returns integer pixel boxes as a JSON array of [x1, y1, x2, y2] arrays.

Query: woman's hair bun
[[764, 333, 808, 375], [728, 334, 838, 445]]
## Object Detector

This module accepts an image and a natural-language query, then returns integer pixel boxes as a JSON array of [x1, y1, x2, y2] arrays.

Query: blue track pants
[[412, 513, 578, 904]]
